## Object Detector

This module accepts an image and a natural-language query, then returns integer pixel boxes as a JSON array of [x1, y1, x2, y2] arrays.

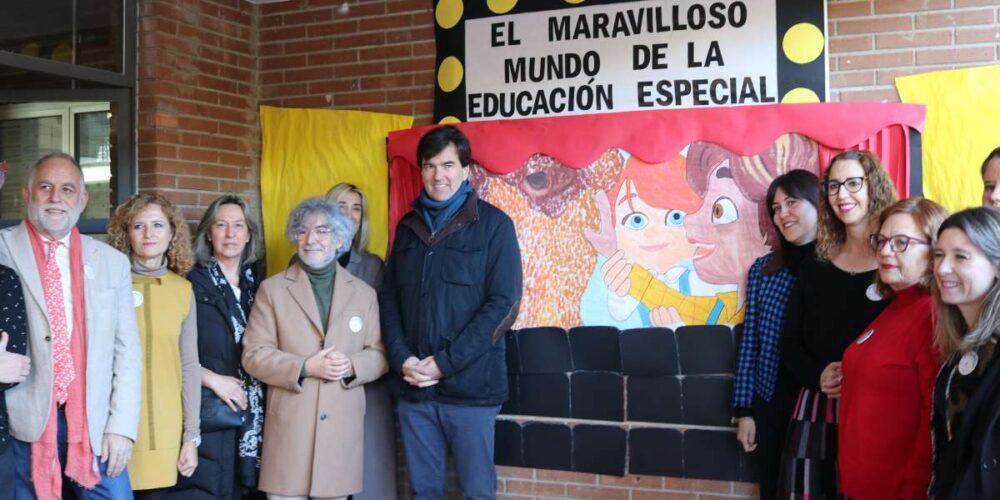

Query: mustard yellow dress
[[128, 265, 200, 490]]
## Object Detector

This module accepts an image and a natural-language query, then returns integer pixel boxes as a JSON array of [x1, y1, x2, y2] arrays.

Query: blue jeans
[[12, 408, 133, 500], [397, 400, 500, 500], [0, 444, 13, 500]]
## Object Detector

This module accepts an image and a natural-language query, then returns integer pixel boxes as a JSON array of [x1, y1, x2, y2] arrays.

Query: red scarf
[[25, 222, 100, 498]]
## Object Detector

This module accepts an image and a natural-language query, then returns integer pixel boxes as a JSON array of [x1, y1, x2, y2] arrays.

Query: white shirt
[[42, 233, 75, 339]]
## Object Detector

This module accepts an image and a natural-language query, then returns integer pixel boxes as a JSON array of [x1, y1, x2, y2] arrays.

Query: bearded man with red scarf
[[0, 152, 141, 500]]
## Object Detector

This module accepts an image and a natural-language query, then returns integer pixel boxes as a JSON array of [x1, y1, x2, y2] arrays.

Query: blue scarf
[[413, 180, 473, 234]]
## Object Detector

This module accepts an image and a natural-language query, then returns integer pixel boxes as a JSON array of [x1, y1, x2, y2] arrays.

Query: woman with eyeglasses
[[837, 197, 947, 499], [242, 198, 387, 499], [777, 150, 898, 498], [930, 208, 1000, 499]]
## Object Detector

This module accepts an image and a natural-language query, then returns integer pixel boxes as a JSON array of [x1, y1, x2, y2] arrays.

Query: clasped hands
[[305, 346, 355, 381], [401, 356, 443, 388]]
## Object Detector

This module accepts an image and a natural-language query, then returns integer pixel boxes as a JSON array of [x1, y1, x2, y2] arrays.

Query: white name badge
[[959, 351, 979, 376], [865, 284, 883, 302], [349, 316, 363, 333]]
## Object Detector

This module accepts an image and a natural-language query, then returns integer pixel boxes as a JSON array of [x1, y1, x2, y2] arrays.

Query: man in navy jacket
[[379, 125, 522, 500]]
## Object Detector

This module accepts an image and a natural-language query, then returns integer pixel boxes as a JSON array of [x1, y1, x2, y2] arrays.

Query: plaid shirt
[[732, 254, 797, 412]]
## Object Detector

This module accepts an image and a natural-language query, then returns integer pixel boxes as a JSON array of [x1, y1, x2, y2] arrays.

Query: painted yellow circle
[[564, 0, 586, 4], [437, 57, 464, 93], [20, 43, 40, 58], [782, 23, 824, 64], [781, 88, 821, 104], [439, 116, 462, 124], [51, 42, 72, 63], [435, 0, 463, 30], [487, 0, 517, 14]]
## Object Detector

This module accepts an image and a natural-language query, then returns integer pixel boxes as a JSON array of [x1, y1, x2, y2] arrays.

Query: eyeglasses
[[294, 226, 333, 240], [869, 234, 930, 253], [822, 177, 866, 195]]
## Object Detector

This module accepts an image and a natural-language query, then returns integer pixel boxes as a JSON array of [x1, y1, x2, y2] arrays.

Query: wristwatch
[[191, 436, 202, 448]]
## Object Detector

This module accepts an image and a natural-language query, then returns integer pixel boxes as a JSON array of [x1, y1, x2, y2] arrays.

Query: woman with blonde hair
[[107, 193, 200, 498], [324, 183, 396, 499], [838, 197, 947, 499], [173, 194, 266, 499], [325, 183, 384, 287], [778, 150, 898, 497], [930, 207, 1000, 498]]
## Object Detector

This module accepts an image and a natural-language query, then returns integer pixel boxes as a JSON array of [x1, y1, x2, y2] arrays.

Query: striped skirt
[[775, 388, 843, 499]]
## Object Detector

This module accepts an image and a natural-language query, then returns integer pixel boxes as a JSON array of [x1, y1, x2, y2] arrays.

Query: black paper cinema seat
[[496, 324, 742, 482], [515, 326, 572, 374], [567, 326, 621, 372]]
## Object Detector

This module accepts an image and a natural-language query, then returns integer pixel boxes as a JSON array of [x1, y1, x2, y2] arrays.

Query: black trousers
[[750, 369, 798, 500]]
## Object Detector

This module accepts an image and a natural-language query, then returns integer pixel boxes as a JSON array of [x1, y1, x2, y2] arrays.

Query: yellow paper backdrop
[[896, 65, 1000, 212], [259, 106, 413, 276]]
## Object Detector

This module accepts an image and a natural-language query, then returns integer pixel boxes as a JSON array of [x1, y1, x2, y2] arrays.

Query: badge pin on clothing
[[856, 328, 875, 344], [349, 316, 363, 333], [959, 351, 979, 376], [865, 284, 883, 302], [133, 290, 144, 308]]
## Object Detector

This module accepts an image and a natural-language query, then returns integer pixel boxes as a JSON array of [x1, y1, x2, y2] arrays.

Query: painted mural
[[470, 134, 818, 329], [386, 103, 924, 330]]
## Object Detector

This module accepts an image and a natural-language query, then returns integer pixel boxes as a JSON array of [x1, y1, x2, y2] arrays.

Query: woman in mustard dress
[[108, 193, 200, 499]]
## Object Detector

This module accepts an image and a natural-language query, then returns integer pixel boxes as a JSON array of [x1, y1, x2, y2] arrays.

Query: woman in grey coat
[[326, 183, 397, 500]]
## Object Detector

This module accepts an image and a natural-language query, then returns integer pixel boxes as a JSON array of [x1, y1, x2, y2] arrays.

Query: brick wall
[[494, 468, 757, 500], [829, 0, 1000, 102], [257, 0, 436, 121], [494, 467, 759, 500], [135, 0, 1000, 220], [137, 0, 260, 223], [133, 0, 1000, 498]]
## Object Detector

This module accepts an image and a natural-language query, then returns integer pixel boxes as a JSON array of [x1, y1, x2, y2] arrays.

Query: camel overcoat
[[242, 262, 387, 498]]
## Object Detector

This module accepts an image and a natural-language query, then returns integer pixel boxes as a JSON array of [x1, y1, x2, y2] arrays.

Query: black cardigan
[[780, 254, 887, 390], [932, 336, 1000, 499]]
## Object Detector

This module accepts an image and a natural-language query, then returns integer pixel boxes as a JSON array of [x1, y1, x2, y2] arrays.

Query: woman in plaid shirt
[[732, 169, 819, 500]]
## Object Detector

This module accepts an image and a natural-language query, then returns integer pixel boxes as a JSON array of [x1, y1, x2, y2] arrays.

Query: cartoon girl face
[[613, 178, 697, 275], [686, 160, 770, 285]]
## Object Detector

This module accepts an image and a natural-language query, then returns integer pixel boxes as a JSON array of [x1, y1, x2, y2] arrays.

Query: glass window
[[0, 0, 124, 73], [0, 102, 117, 220], [75, 110, 114, 219], [0, 0, 135, 234]]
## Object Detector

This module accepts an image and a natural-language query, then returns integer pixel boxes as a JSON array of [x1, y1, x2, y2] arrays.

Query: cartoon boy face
[[614, 178, 697, 275], [686, 160, 769, 285]]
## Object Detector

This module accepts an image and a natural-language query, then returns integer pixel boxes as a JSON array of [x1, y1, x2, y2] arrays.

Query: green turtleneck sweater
[[302, 258, 337, 332]]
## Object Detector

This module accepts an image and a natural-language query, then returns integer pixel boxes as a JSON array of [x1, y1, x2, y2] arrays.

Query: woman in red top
[[839, 197, 948, 499]]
